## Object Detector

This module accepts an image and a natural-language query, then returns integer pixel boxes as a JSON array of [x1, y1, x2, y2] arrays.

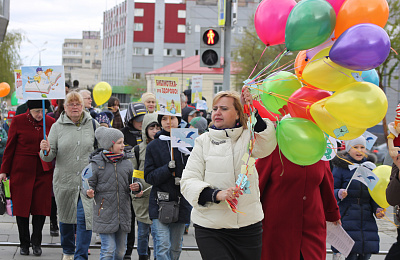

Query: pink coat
[[257, 147, 340, 260]]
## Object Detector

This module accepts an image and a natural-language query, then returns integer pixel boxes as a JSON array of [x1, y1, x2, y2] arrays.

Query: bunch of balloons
[[253, 0, 390, 166]]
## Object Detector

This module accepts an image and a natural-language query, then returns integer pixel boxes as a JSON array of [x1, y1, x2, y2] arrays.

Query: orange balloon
[[0, 82, 11, 98], [294, 51, 310, 84], [335, 0, 389, 38]]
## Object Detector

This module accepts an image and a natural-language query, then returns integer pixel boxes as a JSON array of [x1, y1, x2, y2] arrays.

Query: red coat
[[256, 147, 340, 260], [1, 112, 55, 218]]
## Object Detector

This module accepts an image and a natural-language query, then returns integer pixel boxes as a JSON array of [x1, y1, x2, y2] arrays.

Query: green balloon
[[11, 91, 18, 106], [285, 0, 336, 51], [277, 117, 326, 166], [260, 71, 302, 115]]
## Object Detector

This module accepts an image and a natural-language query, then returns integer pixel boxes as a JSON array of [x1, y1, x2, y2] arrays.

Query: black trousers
[[385, 229, 400, 260], [16, 215, 46, 248], [194, 221, 263, 260], [125, 203, 136, 255], [50, 196, 57, 226]]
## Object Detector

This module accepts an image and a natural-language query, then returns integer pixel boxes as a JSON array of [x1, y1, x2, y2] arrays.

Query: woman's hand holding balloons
[[216, 187, 242, 202], [241, 86, 253, 105]]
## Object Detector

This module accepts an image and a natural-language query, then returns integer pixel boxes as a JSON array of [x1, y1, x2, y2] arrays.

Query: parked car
[[372, 143, 388, 164]]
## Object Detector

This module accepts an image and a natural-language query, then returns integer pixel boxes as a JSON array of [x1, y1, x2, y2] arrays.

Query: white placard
[[326, 221, 355, 257]]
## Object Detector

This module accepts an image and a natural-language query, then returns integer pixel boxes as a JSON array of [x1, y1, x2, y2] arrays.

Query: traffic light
[[200, 27, 221, 68]]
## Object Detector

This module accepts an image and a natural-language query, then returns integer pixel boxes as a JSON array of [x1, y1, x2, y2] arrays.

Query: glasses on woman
[[30, 109, 47, 114], [66, 103, 83, 108]]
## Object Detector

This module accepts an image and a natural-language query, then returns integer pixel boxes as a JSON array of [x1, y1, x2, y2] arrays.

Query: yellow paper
[[132, 170, 144, 179]]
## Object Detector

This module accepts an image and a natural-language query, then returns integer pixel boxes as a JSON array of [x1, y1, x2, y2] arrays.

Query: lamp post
[[27, 39, 47, 66]]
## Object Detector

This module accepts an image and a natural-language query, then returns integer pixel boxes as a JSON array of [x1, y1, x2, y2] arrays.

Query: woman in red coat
[[0, 100, 55, 257], [256, 147, 341, 260]]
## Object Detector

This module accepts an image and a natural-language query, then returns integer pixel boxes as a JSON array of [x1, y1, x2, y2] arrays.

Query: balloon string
[[382, 215, 399, 228], [322, 59, 353, 78], [248, 45, 268, 80], [391, 47, 398, 55], [249, 49, 287, 83], [275, 121, 285, 176], [305, 38, 335, 60]]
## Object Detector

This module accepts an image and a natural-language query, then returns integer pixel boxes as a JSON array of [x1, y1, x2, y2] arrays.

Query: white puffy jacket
[[181, 119, 277, 229]]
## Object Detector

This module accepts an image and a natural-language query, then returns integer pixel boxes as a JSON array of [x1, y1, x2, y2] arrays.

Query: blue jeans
[[346, 253, 372, 260], [59, 197, 92, 259], [99, 227, 127, 260], [137, 221, 158, 256], [152, 219, 185, 260]]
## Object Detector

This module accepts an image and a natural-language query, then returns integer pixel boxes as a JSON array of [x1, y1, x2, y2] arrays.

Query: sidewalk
[[0, 207, 398, 260]]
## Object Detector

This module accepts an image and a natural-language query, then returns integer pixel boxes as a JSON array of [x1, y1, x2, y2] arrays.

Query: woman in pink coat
[[256, 147, 341, 260]]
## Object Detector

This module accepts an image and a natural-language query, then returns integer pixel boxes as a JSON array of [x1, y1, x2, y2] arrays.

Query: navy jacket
[[331, 154, 380, 254], [144, 130, 191, 223]]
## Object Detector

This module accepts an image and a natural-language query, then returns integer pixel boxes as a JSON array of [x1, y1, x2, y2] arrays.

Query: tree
[[376, 0, 400, 141], [0, 30, 23, 99], [232, 15, 298, 92]]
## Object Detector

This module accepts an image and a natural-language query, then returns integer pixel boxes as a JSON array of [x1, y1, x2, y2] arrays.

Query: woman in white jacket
[[180, 88, 277, 260]]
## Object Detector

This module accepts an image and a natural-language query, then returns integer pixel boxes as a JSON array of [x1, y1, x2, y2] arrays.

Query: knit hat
[[190, 116, 208, 134], [345, 136, 366, 153], [395, 104, 400, 123], [95, 111, 114, 127], [27, 100, 50, 110], [125, 102, 147, 125], [141, 92, 156, 104], [95, 126, 124, 150]]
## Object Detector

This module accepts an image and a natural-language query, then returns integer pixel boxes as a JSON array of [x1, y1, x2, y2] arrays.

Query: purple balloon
[[329, 23, 391, 71]]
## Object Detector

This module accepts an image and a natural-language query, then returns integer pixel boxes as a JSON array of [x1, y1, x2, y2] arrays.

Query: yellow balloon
[[369, 165, 392, 208], [302, 47, 362, 91], [93, 82, 112, 106], [325, 82, 388, 129], [310, 98, 366, 140]]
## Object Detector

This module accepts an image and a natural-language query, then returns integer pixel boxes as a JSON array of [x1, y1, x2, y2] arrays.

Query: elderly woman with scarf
[[180, 88, 277, 260], [0, 100, 55, 257]]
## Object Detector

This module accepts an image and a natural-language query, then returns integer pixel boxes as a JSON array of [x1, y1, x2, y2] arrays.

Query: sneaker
[[95, 233, 101, 244], [50, 222, 59, 237], [62, 254, 74, 260]]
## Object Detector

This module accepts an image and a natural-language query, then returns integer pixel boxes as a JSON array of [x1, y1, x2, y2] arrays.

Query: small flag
[[350, 165, 379, 191]]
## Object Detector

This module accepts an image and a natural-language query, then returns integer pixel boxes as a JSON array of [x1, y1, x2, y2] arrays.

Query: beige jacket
[[180, 119, 277, 229]]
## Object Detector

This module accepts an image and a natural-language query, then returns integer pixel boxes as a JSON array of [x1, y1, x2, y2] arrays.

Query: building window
[[178, 10, 186, 18], [238, 26, 246, 34], [214, 83, 223, 96], [177, 25, 186, 33], [95, 75, 99, 80], [134, 8, 144, 17], [195, 50, 199, 56], [133, 47, 142, 55], [86, 45, 91, 49], [85, 60, 90, 64], [85, 52, 90, 56], [145, 48, 153, 55], [134, 23, 143, 31], [164, 49, 172, 56], [177, 49, 185, 57], [133, 73, 141, 79], [95, 45, 99, 50]]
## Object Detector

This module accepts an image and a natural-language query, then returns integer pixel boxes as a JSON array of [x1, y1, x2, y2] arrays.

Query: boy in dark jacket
[[86, 127, 136, 259]]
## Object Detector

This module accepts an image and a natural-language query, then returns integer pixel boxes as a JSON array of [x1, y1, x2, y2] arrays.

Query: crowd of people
[[0, 84, 398, 260]]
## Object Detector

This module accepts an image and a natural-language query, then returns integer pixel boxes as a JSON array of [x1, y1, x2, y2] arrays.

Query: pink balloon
[[254, 0, 296, 46], [325, 0, 346, 16]]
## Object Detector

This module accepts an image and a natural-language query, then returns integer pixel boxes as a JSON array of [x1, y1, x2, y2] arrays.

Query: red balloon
[[287, 86, 331, 122], [253, 100, 279, 121]]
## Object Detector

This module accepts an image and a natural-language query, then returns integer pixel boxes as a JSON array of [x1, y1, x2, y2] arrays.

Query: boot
[[50, 222, 59, 237], [138, 255, 149, 260]]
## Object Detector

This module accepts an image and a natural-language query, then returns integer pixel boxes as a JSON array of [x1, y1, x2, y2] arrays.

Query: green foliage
[[232, 15, 298, 91], [0, 30, 23, 98]]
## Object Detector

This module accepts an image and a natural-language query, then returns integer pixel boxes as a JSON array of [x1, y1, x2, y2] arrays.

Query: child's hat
[[95, 126, 124, 150], [396, 104, 400, 122], [95, 111, 114, 127], [345, 136, 366, 153]]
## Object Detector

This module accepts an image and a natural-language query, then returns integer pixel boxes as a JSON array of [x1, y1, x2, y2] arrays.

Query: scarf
[[103, 150, 124, 163]]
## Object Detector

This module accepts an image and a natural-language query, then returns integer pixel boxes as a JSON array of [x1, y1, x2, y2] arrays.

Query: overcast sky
[[7, 0, 112, 66]]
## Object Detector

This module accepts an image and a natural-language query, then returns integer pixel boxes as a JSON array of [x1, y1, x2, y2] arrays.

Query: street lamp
[[27, 39, 47, 66]]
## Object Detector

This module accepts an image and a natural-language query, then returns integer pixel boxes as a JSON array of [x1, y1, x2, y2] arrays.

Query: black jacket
[[144, 130, 191, 223]]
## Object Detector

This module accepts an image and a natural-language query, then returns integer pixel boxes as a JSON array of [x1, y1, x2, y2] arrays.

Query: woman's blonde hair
[[212, 91, 247, 129], [64, 91, 84, 106]]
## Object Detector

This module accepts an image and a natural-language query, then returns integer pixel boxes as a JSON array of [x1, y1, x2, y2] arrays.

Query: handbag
[[158, 195, 180, 224], [0, 182, 6, 215]]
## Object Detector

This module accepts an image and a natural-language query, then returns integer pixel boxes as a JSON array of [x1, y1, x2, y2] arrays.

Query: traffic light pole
[[222, 0, 232, 91]]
